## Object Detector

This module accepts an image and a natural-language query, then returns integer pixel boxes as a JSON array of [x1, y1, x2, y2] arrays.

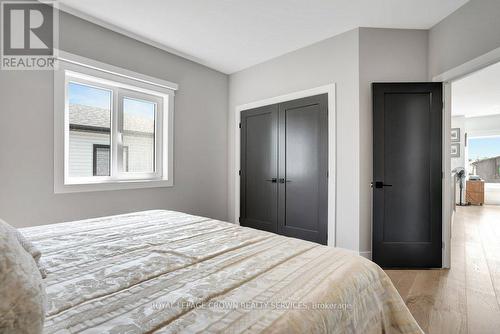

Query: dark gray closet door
[[278, 94, 328, 245], [240, 104, 279, 233]]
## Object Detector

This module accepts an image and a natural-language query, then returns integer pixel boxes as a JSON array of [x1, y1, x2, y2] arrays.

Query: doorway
[[439, 55, 500, 269], [451, 63, 500, 208]]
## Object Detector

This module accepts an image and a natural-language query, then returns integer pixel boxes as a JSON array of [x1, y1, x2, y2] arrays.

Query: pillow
[[0, 220, 46, 334], [0, 219, 46, 279]]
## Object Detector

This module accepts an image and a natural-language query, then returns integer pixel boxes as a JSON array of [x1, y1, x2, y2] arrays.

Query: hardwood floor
[[385, 205, 500, 334]]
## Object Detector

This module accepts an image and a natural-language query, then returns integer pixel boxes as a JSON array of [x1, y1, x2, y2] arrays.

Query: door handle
[[279, 178, 292, 184], [371, 181, 392, 189], [265, 178, 277, 183]]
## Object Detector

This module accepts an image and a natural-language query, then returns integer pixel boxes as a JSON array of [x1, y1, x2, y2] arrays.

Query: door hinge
[[239, 123, 241, 129], [238, 217, 241, 223], [442, 241, 445, 249], [238, 170, 241, 176]]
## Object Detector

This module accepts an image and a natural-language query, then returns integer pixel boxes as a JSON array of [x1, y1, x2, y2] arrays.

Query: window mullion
[[112, 88, 121, 179], [156, 100, 163, 179]]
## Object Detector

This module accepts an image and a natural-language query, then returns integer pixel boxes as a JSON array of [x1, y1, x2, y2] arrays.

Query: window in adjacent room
[[469, 136, 500, 182]]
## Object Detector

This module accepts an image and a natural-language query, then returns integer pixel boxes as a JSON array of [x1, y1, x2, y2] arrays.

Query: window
[[119, 93, 158, 175], [69, 83, 112, 178], [93, 145, 110, 176], [66, 75, 162, 182], [54, 52, 177, 193], [468, 136, 500, 183]]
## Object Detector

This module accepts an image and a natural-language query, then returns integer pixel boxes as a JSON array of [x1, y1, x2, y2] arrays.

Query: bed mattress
[[20, 210, 422, 333]]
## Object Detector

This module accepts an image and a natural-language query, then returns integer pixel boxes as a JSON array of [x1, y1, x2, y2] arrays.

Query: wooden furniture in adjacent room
[[466, 180, 484, 205]]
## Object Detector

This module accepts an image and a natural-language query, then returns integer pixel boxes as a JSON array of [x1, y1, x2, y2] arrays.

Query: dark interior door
[[373, 83, 442, 268], [278, 94, 328, 245], [240, 104, 279, 233]]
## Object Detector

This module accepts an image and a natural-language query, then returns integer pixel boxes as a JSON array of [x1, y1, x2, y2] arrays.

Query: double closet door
[[240, 94, 328, 245]]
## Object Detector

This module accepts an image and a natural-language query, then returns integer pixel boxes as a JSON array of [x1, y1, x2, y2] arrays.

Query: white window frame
[[54, 51, 177, 193], [116, 89, 163, 181]]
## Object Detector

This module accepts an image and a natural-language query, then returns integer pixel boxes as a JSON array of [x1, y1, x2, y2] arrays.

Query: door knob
[[371, 181, 392, 189], [265, 178, 277, 183]]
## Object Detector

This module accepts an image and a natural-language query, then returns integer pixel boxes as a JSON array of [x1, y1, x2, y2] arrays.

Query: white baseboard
[[359, 251, 372, 260]]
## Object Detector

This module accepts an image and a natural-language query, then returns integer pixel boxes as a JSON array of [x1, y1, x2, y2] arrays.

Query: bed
[[20, 210, 422, 333]]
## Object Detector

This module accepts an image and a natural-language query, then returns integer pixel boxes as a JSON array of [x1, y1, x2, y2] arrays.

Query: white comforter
[[21, 210, 422, 334]]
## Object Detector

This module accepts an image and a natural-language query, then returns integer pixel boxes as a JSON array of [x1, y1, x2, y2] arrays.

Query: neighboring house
[[471, 156, 500, 183], [69, 104, 154, 177]]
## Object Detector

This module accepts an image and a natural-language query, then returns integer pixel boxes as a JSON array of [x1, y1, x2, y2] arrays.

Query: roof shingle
[[69, 104, 154, 134]]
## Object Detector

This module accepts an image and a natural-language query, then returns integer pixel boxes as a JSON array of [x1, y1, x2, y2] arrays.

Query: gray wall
[[358, 28, 429, 256], [228, 29, 360, 251], [451, 116, 466, 172], [0, 11, 229, 227], [465, 114, 500, 136], [429, 0, 500, 78], [3, 0, 498, 251], [228, 28, 429, 254]]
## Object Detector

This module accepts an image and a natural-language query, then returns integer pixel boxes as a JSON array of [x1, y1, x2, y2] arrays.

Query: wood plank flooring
[[385, 205, 500, 334]]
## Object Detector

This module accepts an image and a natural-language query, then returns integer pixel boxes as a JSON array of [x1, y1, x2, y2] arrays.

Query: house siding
[[69, 130, 154, 176], [69, 131, 110, 177], [123, 133, 154, 173]]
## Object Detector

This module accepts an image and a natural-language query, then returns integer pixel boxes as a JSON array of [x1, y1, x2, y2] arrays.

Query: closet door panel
[[240, 105, 279, 233], [278, 94, 328, 244]]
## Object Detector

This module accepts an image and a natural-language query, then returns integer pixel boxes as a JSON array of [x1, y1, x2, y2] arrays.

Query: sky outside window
[[69, 83, 156, 119], [468, 136, 500, 161], [68, 82, 111, 109]]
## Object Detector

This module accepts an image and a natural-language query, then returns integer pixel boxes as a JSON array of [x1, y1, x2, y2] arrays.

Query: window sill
[[54, 178, 173, 194]]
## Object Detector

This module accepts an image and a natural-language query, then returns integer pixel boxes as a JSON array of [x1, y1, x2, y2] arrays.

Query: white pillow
[[0, 220, 46, 334], [0, 219, 46, 279]]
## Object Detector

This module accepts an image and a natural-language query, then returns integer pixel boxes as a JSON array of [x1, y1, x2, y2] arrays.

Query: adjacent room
[[452, 62, 500, 207], [1, 0, 500, 333]]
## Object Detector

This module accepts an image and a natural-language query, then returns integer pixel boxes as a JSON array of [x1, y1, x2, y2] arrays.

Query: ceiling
[[59, 0, 468, 74], [452, 61, 500, 118]]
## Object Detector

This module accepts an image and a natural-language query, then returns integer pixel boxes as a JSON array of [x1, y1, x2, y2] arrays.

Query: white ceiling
[[452, 61, 500, 117], [59, 0, 468, 74]]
